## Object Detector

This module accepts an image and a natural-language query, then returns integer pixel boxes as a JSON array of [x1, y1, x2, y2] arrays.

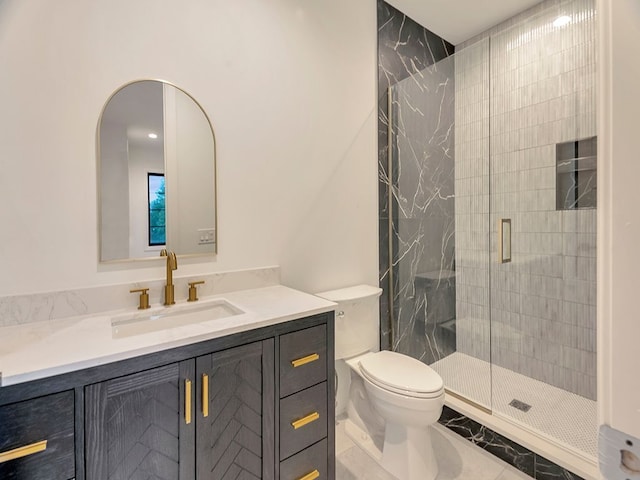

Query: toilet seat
[[359, 350, 444, 399]]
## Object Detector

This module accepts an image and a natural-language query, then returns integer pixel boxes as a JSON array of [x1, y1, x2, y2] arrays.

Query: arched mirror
[[98, 80, 217, 262]]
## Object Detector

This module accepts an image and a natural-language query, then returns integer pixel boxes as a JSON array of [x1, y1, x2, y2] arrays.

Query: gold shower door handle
[[291, 411, 320, 429], [0, 440, 47, 463], [498, 218, 512, 263], [185, 379, 192, 424]]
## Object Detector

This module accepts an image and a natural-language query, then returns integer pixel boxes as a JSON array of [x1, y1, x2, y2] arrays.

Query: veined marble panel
[[377, 0, 455, 362]]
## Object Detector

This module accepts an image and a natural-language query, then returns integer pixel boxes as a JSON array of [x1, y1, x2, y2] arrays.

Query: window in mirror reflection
[[148, 173, 166, 246]]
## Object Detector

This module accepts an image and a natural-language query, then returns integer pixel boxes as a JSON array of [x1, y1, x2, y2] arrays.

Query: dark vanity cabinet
[[0, 391, 75, 480], [0, 312, 334, 480], [196, 341, 275, 480], [85, 361, 196, 479], [278, 325, 330, 480], [85, 341, 274, 480]]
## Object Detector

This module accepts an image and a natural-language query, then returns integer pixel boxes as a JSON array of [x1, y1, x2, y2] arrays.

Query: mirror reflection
[[98, 80, 216, 262]]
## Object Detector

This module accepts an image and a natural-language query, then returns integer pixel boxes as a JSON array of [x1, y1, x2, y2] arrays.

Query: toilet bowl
[[348, 351, 444, 480], [315, 285, 445, 480]]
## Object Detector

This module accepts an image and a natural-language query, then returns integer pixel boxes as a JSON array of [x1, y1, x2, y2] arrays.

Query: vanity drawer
[[280, 382, 327, 460], [0, 390, 75, 480], [280, 324, 327, 397], [280, 439, 327, 480]]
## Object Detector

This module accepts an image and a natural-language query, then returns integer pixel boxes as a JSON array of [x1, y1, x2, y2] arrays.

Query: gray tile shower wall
[[454, 0, 597, 400], [452, 38, 492, 365], [377, 0, 455, 360]]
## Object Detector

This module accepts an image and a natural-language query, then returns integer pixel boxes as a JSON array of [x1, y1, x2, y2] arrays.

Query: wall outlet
[[197, 228, 215, 245]]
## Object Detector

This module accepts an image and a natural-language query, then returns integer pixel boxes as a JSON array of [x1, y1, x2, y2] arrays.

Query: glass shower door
[[387, 0, 598, 461], [388, 38, 492, 409], [488, 1, 598, 458]]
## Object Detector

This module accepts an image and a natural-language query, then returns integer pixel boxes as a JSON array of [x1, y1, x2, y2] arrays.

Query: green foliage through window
[[148, 173, 166, 246]]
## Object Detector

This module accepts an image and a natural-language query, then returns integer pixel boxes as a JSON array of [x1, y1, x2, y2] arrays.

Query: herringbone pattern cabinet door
[[85, 361, 196, 480], [196, 341, 274, 480]]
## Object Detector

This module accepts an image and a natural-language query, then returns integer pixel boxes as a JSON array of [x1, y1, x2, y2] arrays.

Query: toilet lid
[[359, 351, 444, 398]]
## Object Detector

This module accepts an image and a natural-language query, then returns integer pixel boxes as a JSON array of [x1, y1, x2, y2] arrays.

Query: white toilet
[[316, 285, 445, 480]]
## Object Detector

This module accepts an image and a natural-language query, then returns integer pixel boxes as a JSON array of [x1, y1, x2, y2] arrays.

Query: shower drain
[[509, 399, 532, 412]]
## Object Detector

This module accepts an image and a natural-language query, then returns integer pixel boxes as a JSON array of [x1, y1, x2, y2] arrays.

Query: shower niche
[[556, 136, 597, 210]]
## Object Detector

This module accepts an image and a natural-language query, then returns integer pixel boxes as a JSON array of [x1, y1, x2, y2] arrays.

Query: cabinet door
[[196, 340, 274, 480], [0, 391, 74, 480], [85, 361, 196, 480]]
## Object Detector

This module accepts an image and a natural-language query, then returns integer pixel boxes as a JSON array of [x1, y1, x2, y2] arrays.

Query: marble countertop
[[0, 285, 336, 387]]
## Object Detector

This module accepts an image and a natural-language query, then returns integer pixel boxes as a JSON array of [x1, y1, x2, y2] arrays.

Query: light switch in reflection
[[198, 228, 215, 245]]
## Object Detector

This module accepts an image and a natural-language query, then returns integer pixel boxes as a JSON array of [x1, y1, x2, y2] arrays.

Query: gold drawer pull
[[0, 440, 47, 463], [185, 379, 192, 425], [291, 411, 320, 430], [291, 353, 320, 368], [202, 373, 209, 418], [298, 469, 320, 480]]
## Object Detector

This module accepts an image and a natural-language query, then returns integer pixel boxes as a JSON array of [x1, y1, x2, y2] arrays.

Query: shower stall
[[381, 0, 597, 468]]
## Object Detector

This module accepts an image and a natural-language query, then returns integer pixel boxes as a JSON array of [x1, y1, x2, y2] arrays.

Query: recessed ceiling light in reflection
[[148, 133, 158, 139], [553, 15, 571, 27]]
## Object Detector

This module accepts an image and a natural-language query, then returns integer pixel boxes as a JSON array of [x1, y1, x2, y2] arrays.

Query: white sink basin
[[111, 298, 244, 338]]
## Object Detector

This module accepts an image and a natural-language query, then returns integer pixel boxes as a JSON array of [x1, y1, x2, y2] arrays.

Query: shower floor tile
[[431, 352, 598, 459], [336, 418, 533, 479]]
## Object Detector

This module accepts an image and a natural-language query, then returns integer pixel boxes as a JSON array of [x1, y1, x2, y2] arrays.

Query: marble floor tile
[[336, 418, 357, 456], [495, 466, 536, 480], [336, 420, 534, 479], [336, 446, 397, 480], [432, 424, 525, 480]]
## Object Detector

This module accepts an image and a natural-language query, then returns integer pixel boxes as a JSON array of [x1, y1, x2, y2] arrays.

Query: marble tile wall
[[0, 266, 280, 327], [377, 0, 455, 362], [454, 0, 597, 399], [390, 57, 457, 363]]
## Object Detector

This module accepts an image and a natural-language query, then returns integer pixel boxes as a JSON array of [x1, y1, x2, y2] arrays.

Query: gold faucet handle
[[187, 281, 205, 302], [130, 288, 150, 309]]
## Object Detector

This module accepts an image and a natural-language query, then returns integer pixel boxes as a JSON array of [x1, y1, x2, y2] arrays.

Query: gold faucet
[[160, 249, 178, 305]]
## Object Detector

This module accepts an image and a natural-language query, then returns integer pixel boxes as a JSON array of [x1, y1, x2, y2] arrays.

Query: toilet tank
[[316, 285, 382, 360]]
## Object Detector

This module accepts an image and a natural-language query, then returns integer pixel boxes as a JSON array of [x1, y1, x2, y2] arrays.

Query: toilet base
[[382, 422, 438, 480], [342, 417, 438, 480]]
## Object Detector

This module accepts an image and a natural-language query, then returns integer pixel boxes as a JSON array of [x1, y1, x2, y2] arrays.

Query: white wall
[[598, 0, 640, 441], [99, 120, 130, 261], [0, 0, 378, 296], [172, 86, 216, 256]]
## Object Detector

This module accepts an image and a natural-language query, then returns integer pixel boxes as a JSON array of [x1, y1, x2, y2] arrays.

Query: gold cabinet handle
[[298, 470, 320, 480], [202, 373, 209, 418], [291, 411, 320, 430], [291, 353, 320, 368], [0, 440, 47, 463], [185, 379, 192, 425]]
